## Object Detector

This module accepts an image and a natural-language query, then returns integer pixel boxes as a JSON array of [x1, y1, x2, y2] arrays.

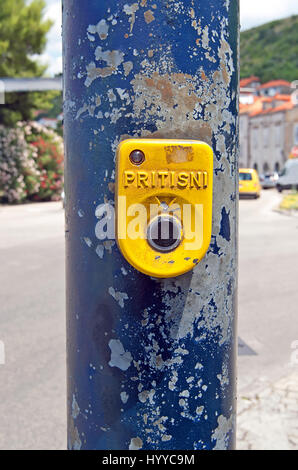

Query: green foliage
[[0, 0, 54, 126], [279, 192, 298, 211], [37, 91, 64, 136], [241, 15, 298, 83], [0, 90, 60, 127], [44, 92, 63, 119]]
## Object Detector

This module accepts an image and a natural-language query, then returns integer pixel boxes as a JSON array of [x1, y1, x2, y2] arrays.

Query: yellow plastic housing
[[116, 139, 213, 278]]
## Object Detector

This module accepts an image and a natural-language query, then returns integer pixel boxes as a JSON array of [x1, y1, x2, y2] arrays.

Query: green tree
[[0, 0, 56, 126], [240, 15, 298, 83]]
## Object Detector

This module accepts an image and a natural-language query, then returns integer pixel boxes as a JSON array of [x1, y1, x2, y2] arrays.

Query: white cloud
[[240, 0, 298, 30], [37, 52, 62, 77], [42, 0, 298, 76], [44, 0, 62, 76]]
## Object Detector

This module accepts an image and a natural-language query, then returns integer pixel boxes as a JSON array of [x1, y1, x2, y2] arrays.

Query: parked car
[[276, 159, 298, 192], [259, 172, 279, 189], [239, 168, 261, 199]]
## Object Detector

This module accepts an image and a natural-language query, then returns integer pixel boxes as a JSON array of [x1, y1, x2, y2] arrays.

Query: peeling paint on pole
[[64, 0, 239, 450]]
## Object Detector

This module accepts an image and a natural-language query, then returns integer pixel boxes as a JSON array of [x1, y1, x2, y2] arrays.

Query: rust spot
[[108, 182, 115, 193], [141, 72, 198, 108], [165, 145, 194, 164], [201, 70, 208, 81], [85, 64, 115, 86], [144, 10, 155, 24], [222, 66, 229, 86], [150, 123, 213, 145], [144, 75, 175, 106], [97, 67, 115, 77], [217, 39, 233, 86], [130, 72, 213, 144]]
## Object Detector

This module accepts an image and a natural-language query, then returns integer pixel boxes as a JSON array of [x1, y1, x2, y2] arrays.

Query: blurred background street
[[0, 190, 297, 449]]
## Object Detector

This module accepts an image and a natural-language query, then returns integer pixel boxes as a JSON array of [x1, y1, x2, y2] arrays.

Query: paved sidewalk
[[237, 371, 298, 450]]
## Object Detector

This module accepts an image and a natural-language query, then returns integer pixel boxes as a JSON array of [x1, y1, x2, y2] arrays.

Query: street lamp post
[[63, 0, 239, 450]]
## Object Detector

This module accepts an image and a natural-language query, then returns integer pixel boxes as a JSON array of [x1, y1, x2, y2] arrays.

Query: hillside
[[240, 15, 298, 83]]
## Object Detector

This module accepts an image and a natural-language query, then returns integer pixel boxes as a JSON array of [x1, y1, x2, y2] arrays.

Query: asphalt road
[[0, 203, 66, 450], [238, 190, 298, 393], [0, 190, 297, 449]]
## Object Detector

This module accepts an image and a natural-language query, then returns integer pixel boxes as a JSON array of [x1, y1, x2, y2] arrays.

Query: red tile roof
[[274, 94, 292, 101], [240, 91, 295, 117], [240, 76, 260, 88], [268, 102, 293, 113], [249, 101, 293, 117], [259, 80, 292, 89]]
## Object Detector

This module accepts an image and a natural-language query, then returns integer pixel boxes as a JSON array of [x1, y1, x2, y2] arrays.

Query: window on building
[[263, 162, 269, 173], [253, 163, 258, 171], [274, 162, 280, 173]]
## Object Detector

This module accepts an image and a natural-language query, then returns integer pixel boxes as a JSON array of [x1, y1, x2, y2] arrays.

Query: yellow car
[[239, 169, 261, 199]]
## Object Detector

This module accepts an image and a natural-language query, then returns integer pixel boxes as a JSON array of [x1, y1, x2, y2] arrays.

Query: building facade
[[248, 110, 285, 173], [285, 106, 298, 158], [239, 77, 298, 173]]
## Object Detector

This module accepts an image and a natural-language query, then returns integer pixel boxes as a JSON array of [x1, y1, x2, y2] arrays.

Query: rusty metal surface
[[63, 0, 239, 450]]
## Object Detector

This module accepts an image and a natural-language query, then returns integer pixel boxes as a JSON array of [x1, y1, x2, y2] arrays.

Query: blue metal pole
[[63, 0, 239, 450]]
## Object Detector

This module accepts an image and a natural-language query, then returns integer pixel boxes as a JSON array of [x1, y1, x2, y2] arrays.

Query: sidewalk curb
[[237, 370, 298, 450], [273, 208, 298, 217]]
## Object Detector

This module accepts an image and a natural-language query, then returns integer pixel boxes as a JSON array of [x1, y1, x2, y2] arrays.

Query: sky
[[43, 0, 298, 77]]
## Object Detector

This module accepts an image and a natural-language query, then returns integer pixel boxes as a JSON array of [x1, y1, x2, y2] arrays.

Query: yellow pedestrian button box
[[116, 139, 213, 278]]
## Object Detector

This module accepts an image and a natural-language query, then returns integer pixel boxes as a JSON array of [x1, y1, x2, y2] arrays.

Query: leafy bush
[[19, 122, 64, 202], [0, 122, 64, 204], [0, 125, 40, 203]]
